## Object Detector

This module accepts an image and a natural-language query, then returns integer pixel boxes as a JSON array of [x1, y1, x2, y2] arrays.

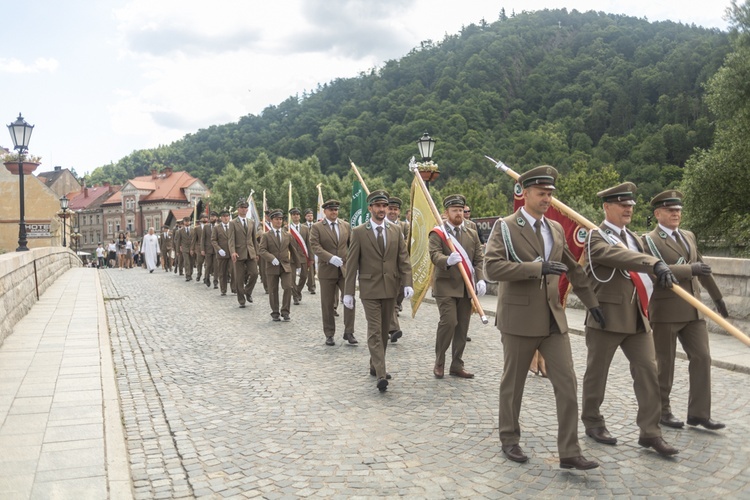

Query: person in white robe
[[142, 227, 161, 273]]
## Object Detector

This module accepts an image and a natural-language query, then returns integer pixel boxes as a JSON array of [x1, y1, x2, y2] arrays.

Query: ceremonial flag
[[247, 191, 263, 233], [350, 180, 370, 227], [316, 183, 324, 222], [513, 183, 587, 305], [262, 190, 271, 232], [408, 177, 437, 317], [288, 181, 293, 214]]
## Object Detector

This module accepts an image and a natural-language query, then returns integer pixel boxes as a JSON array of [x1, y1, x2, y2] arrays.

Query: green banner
[[350, 180, 370, 227]]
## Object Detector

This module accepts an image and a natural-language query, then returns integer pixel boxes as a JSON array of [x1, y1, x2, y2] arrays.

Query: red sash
[[431, 226, 475, 288]]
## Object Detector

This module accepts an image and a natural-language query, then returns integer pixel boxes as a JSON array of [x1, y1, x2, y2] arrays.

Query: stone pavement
[[0, 268, 129, 499], [2, 267, 750, 498]]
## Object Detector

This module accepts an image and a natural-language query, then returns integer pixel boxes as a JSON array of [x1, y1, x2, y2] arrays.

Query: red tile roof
[[67, 186, 119, 210], [102, 170, 203, 205]]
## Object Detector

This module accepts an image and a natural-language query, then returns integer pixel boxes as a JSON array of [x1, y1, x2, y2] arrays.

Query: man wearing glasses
[[463, 205, 477, 231]]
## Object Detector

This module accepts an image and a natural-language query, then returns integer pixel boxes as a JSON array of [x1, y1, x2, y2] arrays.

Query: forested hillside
[[87, 8, 730, 221]]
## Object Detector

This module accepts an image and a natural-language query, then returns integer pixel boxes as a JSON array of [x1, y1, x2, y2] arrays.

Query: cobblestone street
[[101, 269, 750, 498]]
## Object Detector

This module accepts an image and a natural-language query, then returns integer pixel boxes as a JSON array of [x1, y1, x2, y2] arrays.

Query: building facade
[[100, 167, 209, 242]]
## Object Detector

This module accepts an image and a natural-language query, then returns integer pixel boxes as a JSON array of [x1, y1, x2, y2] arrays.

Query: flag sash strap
[[431, 226, 475, 287], [289, 225, 309, 261], [630, 271, 651, 318], [264, 221, 273, 232], [500, 220, 543, 264], [644, 235, 686, 265]]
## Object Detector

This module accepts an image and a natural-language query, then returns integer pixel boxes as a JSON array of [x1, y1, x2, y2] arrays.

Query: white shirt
[[370, 221, 386, 246], [521, 207, 551, 261], [603, 220, 637, 251], [327, 219, 339, 239]]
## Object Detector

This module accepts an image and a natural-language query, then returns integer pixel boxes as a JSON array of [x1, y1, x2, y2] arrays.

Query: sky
[[1, 0, 732, 176]]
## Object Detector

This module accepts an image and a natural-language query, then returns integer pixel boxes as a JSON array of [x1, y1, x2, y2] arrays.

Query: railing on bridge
[[0, 247, 81, 345]]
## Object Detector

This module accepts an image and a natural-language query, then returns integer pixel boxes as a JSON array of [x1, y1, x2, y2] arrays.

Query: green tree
[[683, 0, 750, 252]]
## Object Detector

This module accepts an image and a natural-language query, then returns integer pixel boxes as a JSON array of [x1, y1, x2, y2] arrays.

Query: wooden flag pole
[[410, 158, 488, 325], [349, 158, 371, 195], [484, 155, 750, 347]]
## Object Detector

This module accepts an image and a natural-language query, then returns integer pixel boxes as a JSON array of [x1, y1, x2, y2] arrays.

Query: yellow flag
[[409, 177, 437, 317]]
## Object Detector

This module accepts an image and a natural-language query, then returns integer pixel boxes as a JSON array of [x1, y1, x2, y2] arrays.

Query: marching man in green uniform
[[429, 194, 485, 380], [259, 209, 300, 322], [484, 166, 604, 470], [581, 182, 680, 457], [344, 190, 413, 392], [643, 190, 728, 431]]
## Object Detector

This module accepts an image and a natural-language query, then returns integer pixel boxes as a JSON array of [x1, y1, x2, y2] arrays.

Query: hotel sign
[[25, 223, 51, 238]]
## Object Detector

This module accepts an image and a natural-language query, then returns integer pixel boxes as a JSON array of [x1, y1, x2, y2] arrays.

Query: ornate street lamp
[[6, 113, 35, 251], [415, 132, 439, 189], [59, 195, 69, 247]]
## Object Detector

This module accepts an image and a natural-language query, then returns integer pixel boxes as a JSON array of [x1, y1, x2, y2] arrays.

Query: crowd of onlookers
[[87, 232, 144, 269]]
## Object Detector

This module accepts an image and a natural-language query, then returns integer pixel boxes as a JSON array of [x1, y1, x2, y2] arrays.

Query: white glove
[[329, 256, 344, 267], [271, 258, 280, 266], [218, 249, 226, 257], [403, 286, 414, 299], [475, 280, 486, 297], [446, 252, 462, 266], [296, 268, 301, 276], [343, 295, 355, 309]]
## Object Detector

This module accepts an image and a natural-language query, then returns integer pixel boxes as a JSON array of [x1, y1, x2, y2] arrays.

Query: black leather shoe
[[660, 413, 685, 429], [333, 309, 339, 317], [466, 336, 472, 342], [343, 333, 358, 345], [502, 444, 528, 463], [638, 436, 679, 456], [272, 316, 281, 322], [309, 290, 316, 294], [293, 298, 300, 305], [560, 456, 599, 470], [377, 378, 388, 392], [369, 369, 391, 379], [389, 330, 402, 343], [687, 416, 726, 430], [239, 304, 246, 309], [325, 337, 335, 346], [586, 427, 617, 445], [282, 314, 290, 321], [247, 295, 253, 303]]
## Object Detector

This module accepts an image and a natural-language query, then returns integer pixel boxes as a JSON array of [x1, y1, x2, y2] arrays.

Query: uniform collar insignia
[[365, 222, 372, 230], [516, 217, 525, 227], [658, 230, 667, 238], [604, 228, 612, 235]]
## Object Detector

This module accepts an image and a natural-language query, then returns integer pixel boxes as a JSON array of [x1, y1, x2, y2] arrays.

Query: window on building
[[116, 222, 121, 233], [97, 215, 101, 224], [146, 217, 153, 230], [127, 218, 133, 232], [107, 221, 113, 235], [154, 216, 161, 230]]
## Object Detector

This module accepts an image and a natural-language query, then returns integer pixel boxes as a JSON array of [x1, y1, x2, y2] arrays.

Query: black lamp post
[[7, 113, 34, 251], [59, 195, 69, 247], [416, 132, 439, 190]]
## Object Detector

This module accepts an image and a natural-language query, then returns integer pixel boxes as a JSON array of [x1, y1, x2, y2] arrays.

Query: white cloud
[[0, 57, 59, 74]]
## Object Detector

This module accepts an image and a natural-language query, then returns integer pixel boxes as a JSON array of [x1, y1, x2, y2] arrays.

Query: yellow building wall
[[0, 164, 66, 253]]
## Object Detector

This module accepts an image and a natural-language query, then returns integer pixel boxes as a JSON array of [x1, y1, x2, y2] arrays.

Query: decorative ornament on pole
[[59, 195, 69, 248], [415, 133, 439, 185], [8, 113, 34, 151], [417, 133, 435, 161], [7, 113, 35, 251]]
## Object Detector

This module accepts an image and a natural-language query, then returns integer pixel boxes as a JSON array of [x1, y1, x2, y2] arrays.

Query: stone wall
[[0, 247, 81, 346]]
